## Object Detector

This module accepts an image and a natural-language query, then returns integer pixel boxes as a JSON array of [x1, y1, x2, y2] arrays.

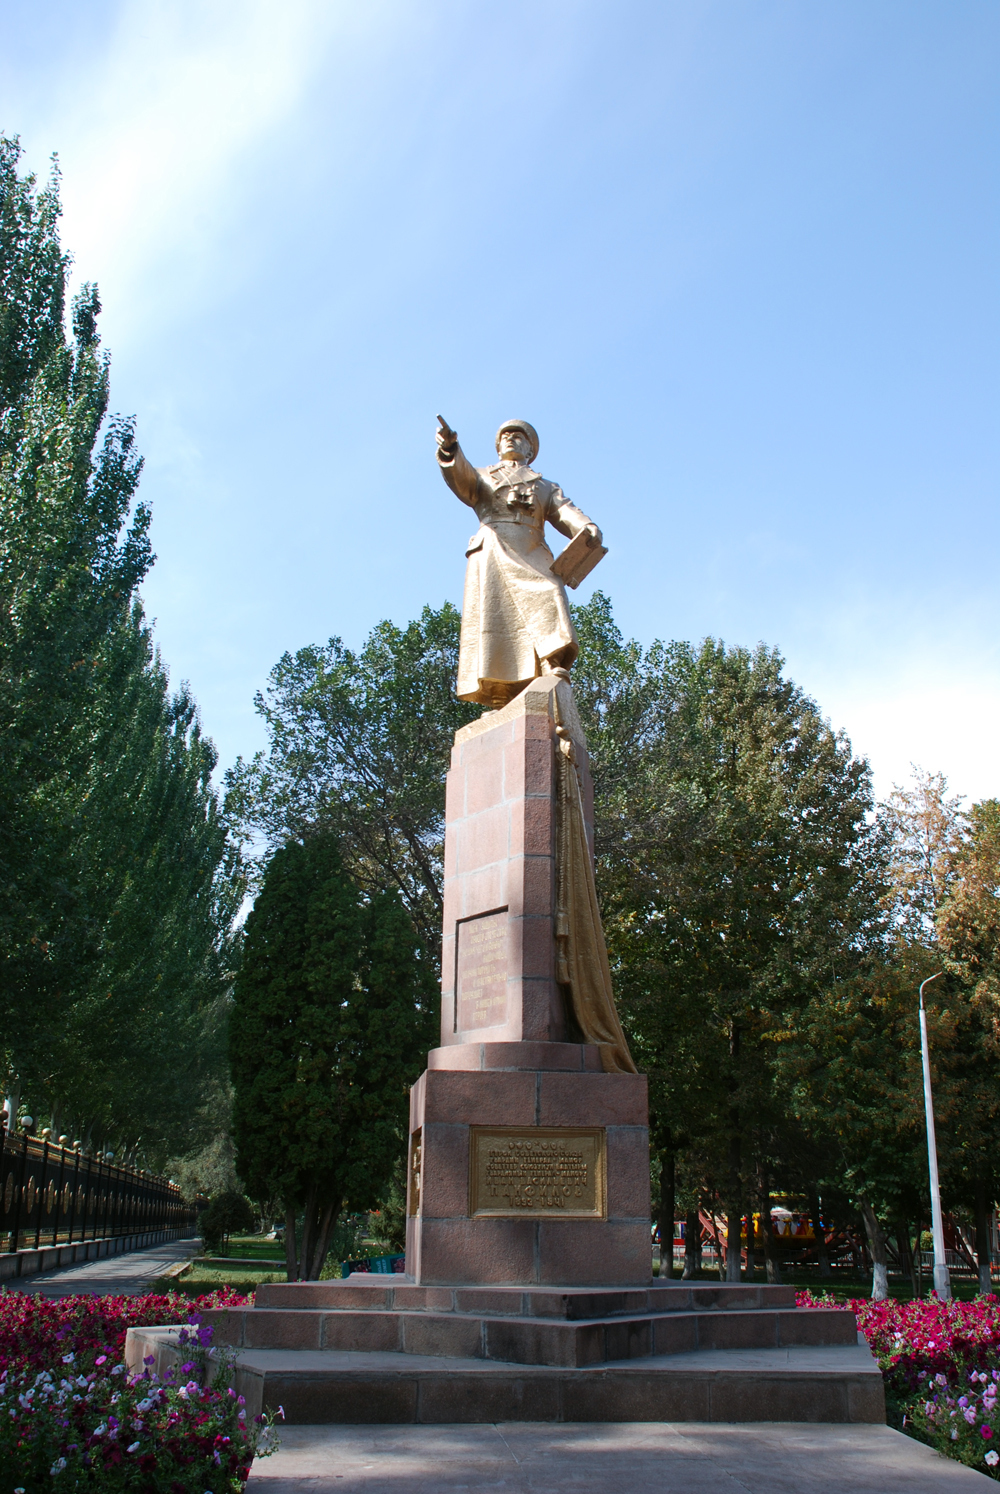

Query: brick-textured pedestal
[[406, 674, 650, 1287]]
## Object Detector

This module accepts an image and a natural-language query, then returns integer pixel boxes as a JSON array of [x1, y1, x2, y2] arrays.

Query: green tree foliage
[[199, 1190, 256, 1255], [230, 832, 435, 1279], [571, 594, 887, 1276], [228, 591, 1000, 1292], [0, 136, 241, 1167], [224, 606, 477, 959], [778, 776, 1000, 1295], [939, 799, 1000, 1036]]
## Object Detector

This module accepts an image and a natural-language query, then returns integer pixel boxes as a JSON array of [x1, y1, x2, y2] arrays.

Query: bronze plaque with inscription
[[455, 909, 509, 1031], [469, 1127, 606, 1218]]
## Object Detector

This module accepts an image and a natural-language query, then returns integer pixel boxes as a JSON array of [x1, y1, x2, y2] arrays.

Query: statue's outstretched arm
[[435, 419, 480, 508]]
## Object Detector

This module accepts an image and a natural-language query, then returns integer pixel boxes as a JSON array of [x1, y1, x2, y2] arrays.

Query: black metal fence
[[0, 1128, 192, 1253]]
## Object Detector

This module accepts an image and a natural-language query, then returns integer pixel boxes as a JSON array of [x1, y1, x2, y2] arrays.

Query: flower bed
[[798, 1289, 1000, 1478], [0, 1289, 279, 1492]]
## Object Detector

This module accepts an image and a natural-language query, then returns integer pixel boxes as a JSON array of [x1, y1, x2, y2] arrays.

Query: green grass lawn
[[147, 1259, 289, 1295], [204, 1235, 286, 1261], [657, 1259, 988, 1301]]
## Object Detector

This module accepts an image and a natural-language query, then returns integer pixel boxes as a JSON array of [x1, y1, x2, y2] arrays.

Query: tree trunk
[[975, 1180, 994, 1297], [914, 1209, 924, 1297], [299, 1183, 318, 1284], [806, 1187, 831, 1278], [759, 1168, 781, 1283], [656, 1150, 676, 1280], [896, 1224, 918, 1297], [726, 1026, 742, 1282], [682, 1209, 701, 1279], [283, 1206, 299, 1282], [708, 1205, 726, 1281], [725, 1130, 742, 1282], [860, 1201, 889, 1300], [744, 1172, 757, 1282], [308, 1198, 339, 1280]]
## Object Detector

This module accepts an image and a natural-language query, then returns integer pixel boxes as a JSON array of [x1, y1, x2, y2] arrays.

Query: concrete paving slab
[[2, 1234, 200, 1297], [245, 1421, 993, 1491]]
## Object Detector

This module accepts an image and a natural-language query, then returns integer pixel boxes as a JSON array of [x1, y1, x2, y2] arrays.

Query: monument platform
[[128, 675, 882, 1430], [125, 1279, 882, 1424]]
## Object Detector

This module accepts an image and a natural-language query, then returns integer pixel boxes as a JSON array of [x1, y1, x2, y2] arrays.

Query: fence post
[[9, 1133, 28, 1254], [34, 1136, 47, 1250], [52, 1140, 65, 1249]]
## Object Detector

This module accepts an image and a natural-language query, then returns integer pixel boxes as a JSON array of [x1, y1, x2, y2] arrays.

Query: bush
[[199, 1192, 257, 1255], [799, 1289, 1000, 1479], [369, 1164, 407, 1254], [910, 1366, 1000, 1478], [0, 1290, 277, 1491]]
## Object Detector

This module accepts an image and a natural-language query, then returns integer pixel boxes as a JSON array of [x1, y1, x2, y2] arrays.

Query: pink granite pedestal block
[[404, 676, 651, 1288]]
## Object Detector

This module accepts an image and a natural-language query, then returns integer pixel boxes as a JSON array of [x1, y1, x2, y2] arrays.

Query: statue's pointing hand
[[436, 414, 458, 461]]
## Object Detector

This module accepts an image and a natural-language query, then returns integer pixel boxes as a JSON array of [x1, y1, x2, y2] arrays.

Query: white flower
[[93, 1423, 107, 1437], [49, 1459, 67, 1475], [127, 1442, 140, 1453], [987, 1450, 1000, 1467]]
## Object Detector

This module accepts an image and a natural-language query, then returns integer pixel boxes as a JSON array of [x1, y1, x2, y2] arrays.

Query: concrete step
[[125, 1329, 886, 1425], [196, 1303, 858, 1367], [254, 1278, 799, 1318], [243, 1421, 997, 1492]]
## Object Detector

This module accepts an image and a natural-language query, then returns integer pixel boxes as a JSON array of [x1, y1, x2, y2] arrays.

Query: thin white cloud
[[14, 0, 398, 337], [812, 660, 1000, 805]]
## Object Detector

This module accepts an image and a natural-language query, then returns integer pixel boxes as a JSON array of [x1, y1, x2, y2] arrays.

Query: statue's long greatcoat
[[438, 444, 598, 704]]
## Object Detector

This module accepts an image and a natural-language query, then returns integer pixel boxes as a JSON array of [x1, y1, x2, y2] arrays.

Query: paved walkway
[[2, 1234, 200, 1297], [246, 1422, 993, 1491]]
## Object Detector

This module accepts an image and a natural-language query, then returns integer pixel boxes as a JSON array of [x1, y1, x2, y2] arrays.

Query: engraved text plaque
[[469, 1127, 606, 1218], [456, 909, 509, 1031]]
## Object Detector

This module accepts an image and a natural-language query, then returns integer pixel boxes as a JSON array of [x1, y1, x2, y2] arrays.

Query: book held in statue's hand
[[550, 529, 608, 590]]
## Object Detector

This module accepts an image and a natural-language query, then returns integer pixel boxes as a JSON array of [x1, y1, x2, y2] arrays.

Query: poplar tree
[[224, 605, 477, 960], [0, 135, 241, 1165]]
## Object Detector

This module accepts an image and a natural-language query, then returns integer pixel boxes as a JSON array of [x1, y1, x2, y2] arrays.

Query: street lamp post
[[919, 972, 951, 1300]]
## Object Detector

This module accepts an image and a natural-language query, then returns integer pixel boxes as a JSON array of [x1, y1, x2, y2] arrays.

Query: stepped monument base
[[128, 675, 880, 1424]]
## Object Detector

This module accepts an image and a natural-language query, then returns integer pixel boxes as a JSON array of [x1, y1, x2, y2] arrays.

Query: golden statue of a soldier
[[435, 417, 607, 708]]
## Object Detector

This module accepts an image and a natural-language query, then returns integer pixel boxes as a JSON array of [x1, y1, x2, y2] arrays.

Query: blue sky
[[2, 0, 997, 800]]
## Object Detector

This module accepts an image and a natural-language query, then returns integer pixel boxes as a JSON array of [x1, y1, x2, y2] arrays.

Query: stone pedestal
[[404, 675, 650, 1287]]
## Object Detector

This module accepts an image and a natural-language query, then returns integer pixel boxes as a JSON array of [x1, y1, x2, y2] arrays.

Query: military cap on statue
[[495, 418, 539, 464]]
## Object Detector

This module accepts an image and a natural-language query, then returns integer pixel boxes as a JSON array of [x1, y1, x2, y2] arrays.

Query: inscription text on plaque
[[469, 1127, 606, 1219], [455, 909, 509, 1031]]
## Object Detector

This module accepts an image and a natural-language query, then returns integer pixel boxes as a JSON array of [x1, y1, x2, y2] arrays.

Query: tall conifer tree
[[0, 136, 241, 1165], [230, 832, 435, 1279]]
